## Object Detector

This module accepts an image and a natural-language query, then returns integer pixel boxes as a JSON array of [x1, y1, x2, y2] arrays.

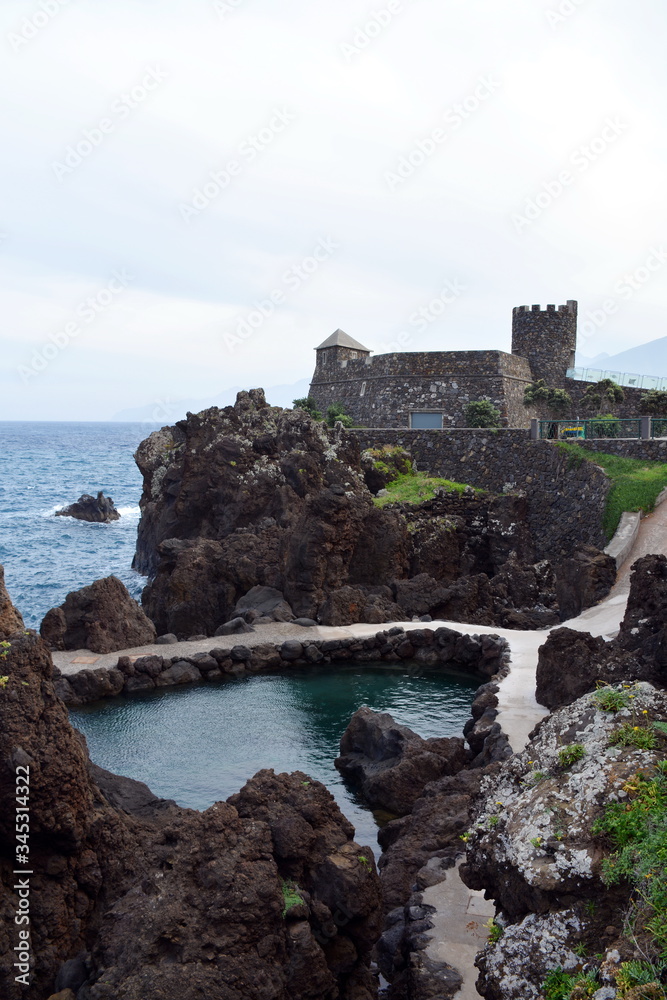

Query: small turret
[[314, 329, 371, 371], [511, 300, 577, 386]]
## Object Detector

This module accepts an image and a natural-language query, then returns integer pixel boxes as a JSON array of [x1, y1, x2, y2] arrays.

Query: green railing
[[538, 419, 642, 440]]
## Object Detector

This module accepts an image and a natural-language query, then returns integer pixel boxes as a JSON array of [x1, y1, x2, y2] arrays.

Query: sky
[[1, 0, 667, 420]]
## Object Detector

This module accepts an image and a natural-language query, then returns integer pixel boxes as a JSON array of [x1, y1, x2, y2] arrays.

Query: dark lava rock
[[0, 563, 24, 639], [536, 627, 608, 709], [156, 633, 178, 644], [133, 389, 588, 636], [0, 582, 384, 1000], [234, 586, 295, 623], [335, 707, 470, 816], [40, 576, 157, 654], [215, 615, 256, 636], [554, 544, 617, 621], [537, 555, 667, 709], [55, 491, 120, 523]]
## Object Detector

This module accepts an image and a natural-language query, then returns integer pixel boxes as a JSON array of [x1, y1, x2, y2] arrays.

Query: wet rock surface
[[132, 389, 607, 637], [40, 576, 157, 654], [55, 492, 120, 524], [0, 586, 383, 1000]]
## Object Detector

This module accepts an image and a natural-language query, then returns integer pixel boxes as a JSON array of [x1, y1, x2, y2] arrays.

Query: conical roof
[[315, 329, 370, 352]]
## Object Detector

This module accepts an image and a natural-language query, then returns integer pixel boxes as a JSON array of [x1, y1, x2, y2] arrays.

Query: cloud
[[0, 0, 666, 418]]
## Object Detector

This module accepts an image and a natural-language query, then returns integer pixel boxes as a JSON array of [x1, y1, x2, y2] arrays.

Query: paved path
[[53, 500, 667, 999]]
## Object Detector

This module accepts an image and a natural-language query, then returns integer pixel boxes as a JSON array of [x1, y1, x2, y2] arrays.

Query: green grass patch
[[553, 442, 667, 539], [373, 471, 478, 507], [594, 685, 631, 713], [280, 878, 304, 917], [558, 743, 585, 769], [593, 762, 667, 960]]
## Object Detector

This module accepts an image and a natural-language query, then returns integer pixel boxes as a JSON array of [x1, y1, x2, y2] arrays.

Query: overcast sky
[[1, 0, 666, 420]]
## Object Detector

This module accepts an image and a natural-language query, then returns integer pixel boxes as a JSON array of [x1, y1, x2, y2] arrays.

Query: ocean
[[0, 422, 160, 628]]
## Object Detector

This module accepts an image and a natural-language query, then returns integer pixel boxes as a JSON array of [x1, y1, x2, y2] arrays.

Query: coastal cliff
[[132, 389, 612, 637]]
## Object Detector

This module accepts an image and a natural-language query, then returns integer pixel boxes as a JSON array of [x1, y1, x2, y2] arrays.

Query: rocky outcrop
[[536, 554, 667, 709], [40, 576, 156, 654], [0, 589, 384, 1000], [132, 390, 610, 637], [0, 564, 24, 639], [461, 682, 667, 1000], [554, 544, 617, 621], [335, 707, 470, 816], [55, 492, 120, 523]]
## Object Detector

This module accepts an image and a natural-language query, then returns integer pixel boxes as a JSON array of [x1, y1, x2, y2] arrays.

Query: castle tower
[[313, 329, 371, 371], [511, 300, 577, 386]]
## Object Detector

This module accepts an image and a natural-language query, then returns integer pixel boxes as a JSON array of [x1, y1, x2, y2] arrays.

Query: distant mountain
[[576, 336, 667, 378], [111, 378, 312, 423]]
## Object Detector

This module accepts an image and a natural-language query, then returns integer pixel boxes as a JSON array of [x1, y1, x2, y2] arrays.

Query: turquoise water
[[0, 421, 158, 626], [70, 664, 477, 849]]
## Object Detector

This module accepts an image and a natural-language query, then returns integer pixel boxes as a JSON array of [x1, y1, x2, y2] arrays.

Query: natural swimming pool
[[70, 663, 478, 848]]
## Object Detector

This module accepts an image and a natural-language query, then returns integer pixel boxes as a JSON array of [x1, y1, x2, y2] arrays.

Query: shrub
[[293, 396, 322, 420], [465, 399, 502, 428], [326, 402, 354, 427], [641, 390, 667, 416], [523, 380, 572, 416], [486, 918, 503, 943], [580, 378, 625, 414], [558, 743, 585, 769]]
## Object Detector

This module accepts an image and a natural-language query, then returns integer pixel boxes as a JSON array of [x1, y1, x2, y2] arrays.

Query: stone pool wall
[[54, 626, 510, 707]]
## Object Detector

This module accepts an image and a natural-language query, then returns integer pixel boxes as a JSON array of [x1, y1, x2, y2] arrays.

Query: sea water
[[71, 664, 477, 848], [0, 421, 157, 627]]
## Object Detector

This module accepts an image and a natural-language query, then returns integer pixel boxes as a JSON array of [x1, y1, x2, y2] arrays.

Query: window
[[360, 381, 366, 397], [410, 412, 443, 429]]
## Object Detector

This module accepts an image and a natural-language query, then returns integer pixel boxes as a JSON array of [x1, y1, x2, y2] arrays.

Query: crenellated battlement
[[513, 300, 577, 315]]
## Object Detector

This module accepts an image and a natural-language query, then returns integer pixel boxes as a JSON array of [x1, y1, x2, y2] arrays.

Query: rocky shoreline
[[3, 391, 667, 1000]]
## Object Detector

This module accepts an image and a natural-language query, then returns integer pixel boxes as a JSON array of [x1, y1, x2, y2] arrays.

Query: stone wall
[[54, 626, 509, 706], [353, 428, 610, 558], [309, 350, 534, 429]]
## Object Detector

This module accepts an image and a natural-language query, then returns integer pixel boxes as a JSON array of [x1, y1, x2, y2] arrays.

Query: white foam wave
[[116, 505, 141, 516]]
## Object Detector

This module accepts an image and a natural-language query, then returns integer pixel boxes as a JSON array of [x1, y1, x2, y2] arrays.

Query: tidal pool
[[70, 663, 478, 849]]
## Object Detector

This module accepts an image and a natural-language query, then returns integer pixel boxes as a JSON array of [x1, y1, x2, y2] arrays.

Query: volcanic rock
[[40, 576, 156, 653], [461, 682, 667, 1000], [55, 491, 120, 523], [0, 584, 384, 1000], [536, 555, 667, 709], [0, 564, 24, 639], [132, 389, 611, 635], [335, 707, 470, 817]]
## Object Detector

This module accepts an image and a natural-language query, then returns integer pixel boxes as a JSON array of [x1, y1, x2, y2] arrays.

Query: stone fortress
[[308, 300, 581, 429]]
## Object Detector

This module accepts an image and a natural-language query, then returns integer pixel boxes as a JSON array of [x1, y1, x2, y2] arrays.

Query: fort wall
[[352, 428, 610, 559]]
